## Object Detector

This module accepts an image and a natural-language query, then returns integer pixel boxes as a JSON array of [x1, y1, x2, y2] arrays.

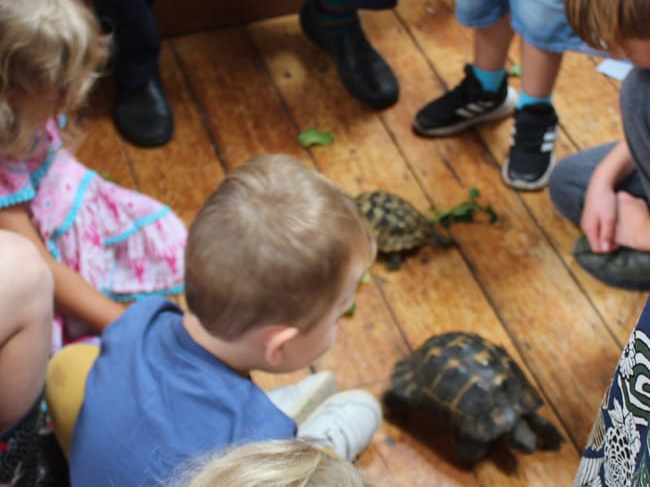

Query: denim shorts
[[455, 0, 585, 53]]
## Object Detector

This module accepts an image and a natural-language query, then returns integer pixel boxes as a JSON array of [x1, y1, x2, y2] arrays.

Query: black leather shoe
[[114, 78, 174, 147], [299, 0, 399, 109], [573, 236, 650, 290]]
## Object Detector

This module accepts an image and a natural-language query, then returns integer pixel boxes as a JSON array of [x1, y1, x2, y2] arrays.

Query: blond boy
[[68, 155, 381, 485]]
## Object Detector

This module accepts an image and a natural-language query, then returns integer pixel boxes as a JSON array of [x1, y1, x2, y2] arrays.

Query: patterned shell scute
[[389, 332, 543, 443], [355, 191, 429, 253]]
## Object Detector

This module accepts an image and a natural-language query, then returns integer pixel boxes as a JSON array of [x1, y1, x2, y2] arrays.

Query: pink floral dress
[[0, 119, 186, 351]]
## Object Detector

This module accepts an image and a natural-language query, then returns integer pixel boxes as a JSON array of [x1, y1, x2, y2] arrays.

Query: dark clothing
[[0, 396, 43, 486], [0, 394, 69, 487], [93, 0, 160, 89], [90, 0, 396, 89], [344, 0, 397, 8]]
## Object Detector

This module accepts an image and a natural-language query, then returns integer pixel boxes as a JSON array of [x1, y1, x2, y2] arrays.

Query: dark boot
[[299, 0, 399, 109], [114, 78, 174, 147]]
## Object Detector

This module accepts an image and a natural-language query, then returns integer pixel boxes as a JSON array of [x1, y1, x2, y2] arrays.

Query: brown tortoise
[[384, 332, 563, 464], [354, 190, 452, 270]]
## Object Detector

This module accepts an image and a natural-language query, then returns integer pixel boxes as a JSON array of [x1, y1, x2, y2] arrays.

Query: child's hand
[[581, 180, 618, 253], [614, 191, 650, 251]]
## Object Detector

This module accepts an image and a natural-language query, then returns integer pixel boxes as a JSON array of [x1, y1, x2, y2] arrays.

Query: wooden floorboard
[[74, 2, 648, 484]]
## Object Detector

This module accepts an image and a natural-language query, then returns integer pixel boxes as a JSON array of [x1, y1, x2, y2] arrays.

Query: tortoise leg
[[524, 413, 564, 450], [454, 435, 489, 465], [386, 253, 402, 271], [508, 418, 537, 453]]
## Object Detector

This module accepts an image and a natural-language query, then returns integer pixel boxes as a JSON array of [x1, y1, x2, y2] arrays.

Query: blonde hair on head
[[185, 154, 376, 340], [0, 0, 109, 158], [565, 0, 650, 52], [172, 439, 371, 487]]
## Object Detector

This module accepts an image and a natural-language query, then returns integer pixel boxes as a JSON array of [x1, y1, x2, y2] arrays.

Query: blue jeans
[[455, 0, 585, 53]]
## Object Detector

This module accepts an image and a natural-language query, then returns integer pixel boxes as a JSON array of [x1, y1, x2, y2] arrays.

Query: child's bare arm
[[614, 191, 650, 251], [0, 205, 124, 333], [581, 140, 636, 253]]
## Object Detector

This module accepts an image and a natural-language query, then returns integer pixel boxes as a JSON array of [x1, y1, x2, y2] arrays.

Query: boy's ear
[[263, 325, 300, 366]]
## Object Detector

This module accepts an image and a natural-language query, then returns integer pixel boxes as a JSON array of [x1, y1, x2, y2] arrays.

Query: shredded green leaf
[[298, 128, 335, 148], [98, 171, 117, 183], [510, 63, 522, 77], [361, 270, 372, 285], [344, 302, 357, 317], [430, 188, 498, 228]]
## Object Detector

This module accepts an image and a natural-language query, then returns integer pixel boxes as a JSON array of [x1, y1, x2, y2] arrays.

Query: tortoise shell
[[355, 191, 449, 269], [385, 332, 562, 463]]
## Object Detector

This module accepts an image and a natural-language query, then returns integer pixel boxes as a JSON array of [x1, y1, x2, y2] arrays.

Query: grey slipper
[[573, 236, 650, 291]]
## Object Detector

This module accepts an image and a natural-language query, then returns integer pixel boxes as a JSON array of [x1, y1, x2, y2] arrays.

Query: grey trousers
[[548, 67, 650, 226]]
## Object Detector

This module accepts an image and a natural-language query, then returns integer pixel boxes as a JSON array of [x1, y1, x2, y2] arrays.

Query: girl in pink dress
[[0, 0, 186, 352]]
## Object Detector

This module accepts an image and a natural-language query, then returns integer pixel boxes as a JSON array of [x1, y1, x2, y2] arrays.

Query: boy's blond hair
[[0, 0, 108, 157], [565, 0, 650, 52], [185, 154, 376, 340], [173, 439, 370, 487]]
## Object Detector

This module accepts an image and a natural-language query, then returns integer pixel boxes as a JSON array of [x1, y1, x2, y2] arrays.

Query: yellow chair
[[45, 343, 100, 459]]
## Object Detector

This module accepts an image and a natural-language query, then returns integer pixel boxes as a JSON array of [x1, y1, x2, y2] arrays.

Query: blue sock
[[470, 65, 507, 93], [517, 91, 552, 109]]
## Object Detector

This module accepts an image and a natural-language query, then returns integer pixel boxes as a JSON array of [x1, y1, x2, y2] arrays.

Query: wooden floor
[[78, 1, 647, 484]]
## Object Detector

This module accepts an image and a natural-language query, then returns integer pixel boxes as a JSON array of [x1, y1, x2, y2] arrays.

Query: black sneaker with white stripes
[[502, 102, 559, 190], [413, 64, 517, 137]]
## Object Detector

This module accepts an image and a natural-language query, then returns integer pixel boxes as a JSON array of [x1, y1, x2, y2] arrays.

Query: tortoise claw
[[386, 253, 402, 271]]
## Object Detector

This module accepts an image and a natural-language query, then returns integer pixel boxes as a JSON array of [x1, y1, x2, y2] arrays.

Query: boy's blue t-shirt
[[70, 297, 296, 486]]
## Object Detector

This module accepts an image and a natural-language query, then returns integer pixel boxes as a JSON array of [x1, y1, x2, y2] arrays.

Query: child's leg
[[94, 0, 173, 147], [513, 0, 571, 102], [0, 231, 53, 431], [549, 67, 650, 226], [474, 15, 514, 73], [548, 142, 627, 225], [519, 42, 562, 100], [550, 140, 649, 291], [502, 0, 579, 190], [413, 1, 519, 137], [46, 343, 100, 459], [0, 231, 53, 481]]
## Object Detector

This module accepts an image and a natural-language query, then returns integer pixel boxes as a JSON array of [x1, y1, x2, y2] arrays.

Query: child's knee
[[0, 230, 54, 299], [0, 231, 53, 315]]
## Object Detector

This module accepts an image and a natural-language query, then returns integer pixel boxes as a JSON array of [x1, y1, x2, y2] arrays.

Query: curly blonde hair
[[185, 154, 376, 340], [565, 0, 650, 52], [0, 0, 108, 158], [172, 439, 371, 487]]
